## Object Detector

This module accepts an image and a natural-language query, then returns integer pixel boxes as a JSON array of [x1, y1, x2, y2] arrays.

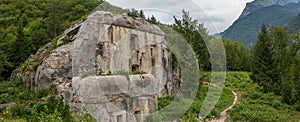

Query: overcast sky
[[106, 0, 254, 35]]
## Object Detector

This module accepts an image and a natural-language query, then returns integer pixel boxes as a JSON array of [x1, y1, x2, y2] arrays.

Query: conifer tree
[[147, 15, 158, 24], [282, 54, 300, 104], [270, 26, 291, 94], [250, 24, 274, 92], [172, 10, 210, 70]]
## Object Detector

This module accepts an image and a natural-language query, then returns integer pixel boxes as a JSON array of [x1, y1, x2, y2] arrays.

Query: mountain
[[239, 0, 300, 19], [288, 13, 300, 34], [220, 2, 300, 48]]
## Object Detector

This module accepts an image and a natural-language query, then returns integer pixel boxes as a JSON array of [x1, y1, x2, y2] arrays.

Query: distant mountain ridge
[[288, 13, 300, 33], [239, 0, 300, 18], [220, 1, 300, 48]]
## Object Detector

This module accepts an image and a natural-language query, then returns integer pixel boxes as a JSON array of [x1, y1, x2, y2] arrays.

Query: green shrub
[[247, 90, 262, 99], [35, 88, 48, 99], [30, 96, 73, 121], [294, 103, 300, 112], [0, 78, 75, 121], [49, 84, 58, 95], [107, 71, 113, 75], [158, 95, 175, 110], [0, 88, 9, 94], [98, 70, 104, 75], [132, 70, 147, 75], [10, 104, 31, 118], [272, 100, 283, 109], [37, 108, 63, 122], [19, 89, 35, 100]]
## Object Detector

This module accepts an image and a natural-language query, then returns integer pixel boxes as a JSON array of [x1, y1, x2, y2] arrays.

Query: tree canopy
[[0, 0, 102, 79]]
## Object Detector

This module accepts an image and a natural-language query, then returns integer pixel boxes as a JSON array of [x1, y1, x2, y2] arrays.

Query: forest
[[0, 0, 299, 121]]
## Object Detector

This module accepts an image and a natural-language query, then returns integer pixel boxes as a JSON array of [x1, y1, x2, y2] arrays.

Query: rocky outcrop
[[12, 11, 180, 121]]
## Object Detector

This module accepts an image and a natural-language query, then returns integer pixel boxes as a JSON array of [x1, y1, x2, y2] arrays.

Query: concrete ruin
[[12, 11, 180, 121]]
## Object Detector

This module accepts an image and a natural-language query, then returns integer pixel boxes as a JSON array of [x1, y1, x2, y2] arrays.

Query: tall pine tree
[[172, 10, 210, 70], [250, 24, 275, 93]]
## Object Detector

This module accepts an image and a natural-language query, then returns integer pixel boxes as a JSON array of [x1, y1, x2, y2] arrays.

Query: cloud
[[106, 0, 254, 34]]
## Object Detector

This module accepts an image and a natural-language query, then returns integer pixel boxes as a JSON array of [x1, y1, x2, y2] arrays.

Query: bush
[[0, 78, 76, 121], [295, 103, 300, 112], [49, 84, 58, 95], [19, 89, 35, 100], [107, 70, 113, 75], [0, 95, 13, 104], [36, 108, 63, 122], [10, 104, 31, 118], [247, 90, 262, 99], [30, 96, 73, 121], [35, 88, 49, 99], [132, 70, 147, 75], [272, 100, 283, 109]]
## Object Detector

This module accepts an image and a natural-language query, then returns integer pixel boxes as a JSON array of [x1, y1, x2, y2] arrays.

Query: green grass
[[157, 72, 235, 121], [158, 72, 300, 121], [225, 72, 300, 122]]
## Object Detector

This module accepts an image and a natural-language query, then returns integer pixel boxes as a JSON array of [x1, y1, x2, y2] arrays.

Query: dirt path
[[208, 90, 238, 122]]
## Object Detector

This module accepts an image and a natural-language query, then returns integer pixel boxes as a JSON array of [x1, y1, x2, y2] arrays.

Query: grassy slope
[[158, 72, 235, 121], [158, 72, 300, 121], [226, 72, 300, 122]]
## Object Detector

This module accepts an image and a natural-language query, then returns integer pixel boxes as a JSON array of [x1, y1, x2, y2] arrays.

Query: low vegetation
[[157, 72, 300, 121], [0, 79, 94, 122], [226, 72, 300, 122]]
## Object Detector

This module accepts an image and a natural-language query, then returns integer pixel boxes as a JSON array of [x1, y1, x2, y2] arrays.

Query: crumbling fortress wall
[[12, 11, 180, 121]]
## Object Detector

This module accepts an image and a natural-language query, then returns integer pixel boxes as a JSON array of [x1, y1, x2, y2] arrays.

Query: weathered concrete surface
[[72, 11, 178, 97], [11, 11, 180, 121], [72, 74, 157, 122]]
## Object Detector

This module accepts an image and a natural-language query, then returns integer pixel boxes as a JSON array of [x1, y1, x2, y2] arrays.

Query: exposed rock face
[[12, 11, 180, 121]]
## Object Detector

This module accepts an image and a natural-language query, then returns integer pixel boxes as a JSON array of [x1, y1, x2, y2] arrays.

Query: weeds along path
[[208, 90, 238, 122]]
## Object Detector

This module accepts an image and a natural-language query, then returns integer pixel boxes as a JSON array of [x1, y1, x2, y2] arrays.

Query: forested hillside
[[288, 13, 300, 34], [0, 0, 102, 79], [169, 10, 250, 71], [220, 3, 300, 48]]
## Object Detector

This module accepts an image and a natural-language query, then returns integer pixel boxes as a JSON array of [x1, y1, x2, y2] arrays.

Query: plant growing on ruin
[[107, 71, 113, 75], [98, 70, 104, 75], [132, 70, 147, 75], [116, 69, 130, 80]]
